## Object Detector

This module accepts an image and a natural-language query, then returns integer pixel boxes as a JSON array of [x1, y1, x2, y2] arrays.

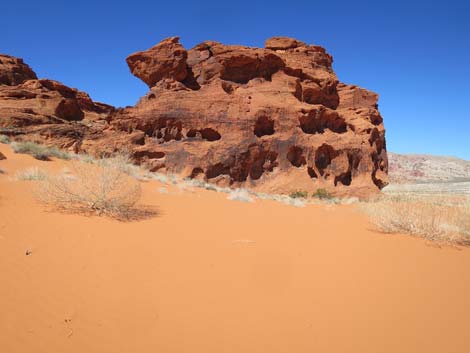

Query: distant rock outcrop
[[0, 55, 114, 150], [0, 54, 37, 86], [0, 36, 388, 197], [388, 153, 470, 183]]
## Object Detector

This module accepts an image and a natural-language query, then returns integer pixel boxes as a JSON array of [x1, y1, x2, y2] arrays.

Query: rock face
[[116, 36, 388, 196], [0, 55, 37, 86], [0, 57, 114, 151], [0, 36, 388, 197]]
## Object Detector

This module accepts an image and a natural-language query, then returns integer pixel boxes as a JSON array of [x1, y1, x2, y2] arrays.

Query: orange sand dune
[[1, 144, 470, 353]]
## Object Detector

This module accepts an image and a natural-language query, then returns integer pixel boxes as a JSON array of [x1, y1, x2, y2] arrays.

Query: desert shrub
[[152, 173, 172, 184], [227, 189, 254, 203], [312, 188, 333, 200], [182, 177, 231, 193], [283, 196, 306, 207], [15, 167, 47, 181], [77, 153, 97, 164], [11, 141, 71, 160], [289, 190, 308, 199], [36, 157, 142, 219], [78, 152, 151, 181], [361, 194, 470, 245], [0, 135, 10, 144]]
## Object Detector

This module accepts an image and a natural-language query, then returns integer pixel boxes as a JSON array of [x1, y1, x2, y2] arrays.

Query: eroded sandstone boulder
[[265, 37, 306, 50], [126, 37, 188, 87], [112, 36, 388, 196]]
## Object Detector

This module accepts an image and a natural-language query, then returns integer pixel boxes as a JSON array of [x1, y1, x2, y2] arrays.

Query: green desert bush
[[36, 157, 142, 219], [289, 190, 308, 199], [312, 188, 333, 200], [12, 141, 71, 161], [361, 194, 470, 245]]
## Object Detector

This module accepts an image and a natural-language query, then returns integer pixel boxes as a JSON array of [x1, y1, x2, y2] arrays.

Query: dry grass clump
[[361, 194, 470, 245], [78, 151, 153, 181], [15, 167, 47, 181], [227, 189, 254, 203], [12, 141, 71, 161], [36, 156, 143, 220], [0, 135, 10, 144]]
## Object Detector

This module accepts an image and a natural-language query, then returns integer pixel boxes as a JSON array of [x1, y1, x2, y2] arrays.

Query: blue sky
[[2, 0, 469, 158]]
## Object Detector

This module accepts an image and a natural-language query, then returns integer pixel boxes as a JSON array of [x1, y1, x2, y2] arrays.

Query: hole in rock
[[206, 163, 229, 179], [254, 116, 275, 137], [299, 110, 346, 134], [186, 129, 198, 138], [190, 167, 204, 179], [229, 146, 278, 182], [371, 152, 388, 189], [314, 144, 338, 176], [368, 128, 379, 146], [370, 112, 383, 125], [368, 128, 385, 154], [307, 167, 318, 178], [334, 172, 352, 186], [200, 128, 221, 141], [133, 150, 165, 160], [182, 67, 201, 90], [150, 118, 183, 142], [287, 146, 306, 167]]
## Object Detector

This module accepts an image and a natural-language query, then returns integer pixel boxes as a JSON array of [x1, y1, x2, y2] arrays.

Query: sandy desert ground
[[1, 143, 470, 353]]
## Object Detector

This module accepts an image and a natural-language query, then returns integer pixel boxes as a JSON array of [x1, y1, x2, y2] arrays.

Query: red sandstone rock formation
[[0, 55, 37, 86], [0, 36, 388, 197], [114, 36, 388, 195], [0, 56, 114, 150]]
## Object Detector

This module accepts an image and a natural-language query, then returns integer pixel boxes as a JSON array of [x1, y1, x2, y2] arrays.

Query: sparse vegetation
[[312, 188, 333, 200], [11, 141, 71, 161], [289, 190, 308, 199], [15, 167, 47, 181], [36, 156, 143, 220], [361, 194, 470, 245], [227, 189, 253, 203], [0, 135, 10, 144]]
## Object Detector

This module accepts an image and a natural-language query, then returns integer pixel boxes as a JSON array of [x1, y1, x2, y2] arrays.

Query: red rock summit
[[0, 36, 388, 197]]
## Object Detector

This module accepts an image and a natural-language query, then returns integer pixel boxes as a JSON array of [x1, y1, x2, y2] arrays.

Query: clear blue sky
[[2, 0, 469, 158]]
